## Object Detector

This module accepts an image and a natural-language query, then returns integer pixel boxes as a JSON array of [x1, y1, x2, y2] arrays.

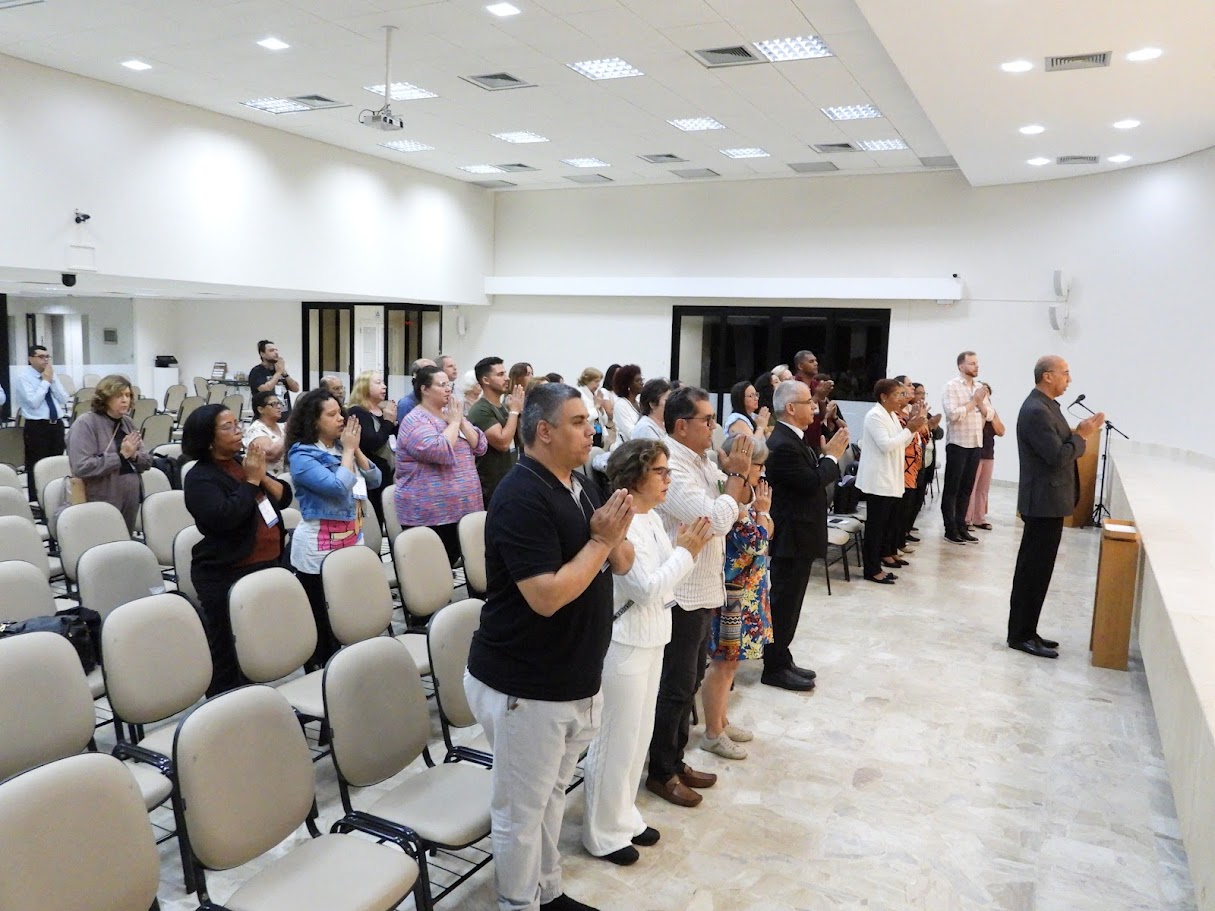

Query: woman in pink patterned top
[[394, 364, 488, 565]]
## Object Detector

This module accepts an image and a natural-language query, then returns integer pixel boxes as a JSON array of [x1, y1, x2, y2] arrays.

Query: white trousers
[[581, 641, 665, 857], [465, 672, 600, 911]]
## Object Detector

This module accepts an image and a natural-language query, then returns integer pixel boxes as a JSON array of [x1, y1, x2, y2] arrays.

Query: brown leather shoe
[[678, 764, 717, 789], [645, 775, 702, 808]]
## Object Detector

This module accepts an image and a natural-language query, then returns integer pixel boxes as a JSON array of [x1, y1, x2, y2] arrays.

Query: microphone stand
[[1072, 399, 1129, 525]]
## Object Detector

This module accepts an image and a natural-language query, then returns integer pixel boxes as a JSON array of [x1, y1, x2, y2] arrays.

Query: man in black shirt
[[248, 339, 300, 412], [466, 383, 634, 911]]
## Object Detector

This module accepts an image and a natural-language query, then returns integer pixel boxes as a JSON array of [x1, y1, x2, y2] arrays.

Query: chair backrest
[[151, 442, 183, 461], [163, 383, 188, 415], [0, 426, 25, 470], [139, 412, 174, 450], [0, 752, 161, 911], [0, 485, 35, 522], [180, 460, 198, 484], [77, 383, 97, 402], [0, 462, 21, 491], [383, 491, 404, 545], [57, 501, 130, 582], [129, 398, 156, 427], [393, 527, 454, 618], [177, 395, 205, 428], [206, 385, 227, 405], [33, 454, 70, 511], [82, 374, 100, 387], [173, 685, 316, 871], [0, 560, 56, 621], [173, 524, 205, 605], [56, 372, 76, 395], [192, 377, 208, 397], [427, 598, 485, 730], [72, 399, 91, 420], [321, 546, 393, 645], [222, 393, 244, 417], [362, 507, 382, 555], [228, 568, 316, 682], [0, 516, 52, 579], [41, 476, 67, 542], [140, 466, 172, 499], [457, 511, 488, 594], [141, 489, 192, 565], [324, 638, 429, 789], [276, 471, 293, 507], [0, 632, 95, 781], [77, 540, 166, 621], [102, 593, 211, 726]]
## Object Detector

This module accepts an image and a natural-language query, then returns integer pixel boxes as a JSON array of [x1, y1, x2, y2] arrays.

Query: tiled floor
[[147, 484, 1196, 911]]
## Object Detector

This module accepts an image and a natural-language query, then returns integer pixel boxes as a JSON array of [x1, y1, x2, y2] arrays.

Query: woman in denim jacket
[[285, 389, 381, 669]]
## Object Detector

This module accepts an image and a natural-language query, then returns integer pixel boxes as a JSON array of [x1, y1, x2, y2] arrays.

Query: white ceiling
[[1, 0, 1211, 191]]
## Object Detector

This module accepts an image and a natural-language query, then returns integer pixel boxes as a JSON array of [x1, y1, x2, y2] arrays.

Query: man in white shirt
[[645, 386, 752, 808], [13, 345, 69, 503], [940, 351, 993, 545]]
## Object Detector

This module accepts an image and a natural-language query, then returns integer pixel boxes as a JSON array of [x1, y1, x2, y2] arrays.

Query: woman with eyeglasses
[[242, 390, 287, 475], [183, 403, 292, 695], [724, 379, 773, 441], [393, 364, 487, 566]]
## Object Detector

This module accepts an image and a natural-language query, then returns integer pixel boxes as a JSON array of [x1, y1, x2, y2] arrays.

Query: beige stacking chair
[[393, 526, 455, 629], [172, 525, 205, 606], [162, 383, 188, 416], [56, 501, 130, 587], [0, 515, 64, 584], [0, 462, 21, 491], [427, 598, 491, 766], [140, 489, 192, 573], [457, 511, 487, 598], [140, 412, 174, 450], [33, 453, 70, 516], [130, 397, 157, 427], [0, 560, 62, 621], [77, 540, 166, 621], [0, 486, 49, 543]]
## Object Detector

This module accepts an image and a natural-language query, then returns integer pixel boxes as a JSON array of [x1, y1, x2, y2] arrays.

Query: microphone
[[1070, 393, 1086, 408]]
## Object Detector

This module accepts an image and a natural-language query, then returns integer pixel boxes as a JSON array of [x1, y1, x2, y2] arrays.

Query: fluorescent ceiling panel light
[[365, 82, 437, 101], [1107, 154, 1133, 163], [121, 59, 152, 71], [567, 57, 644, 80], [753, 35, 832, 62], [1019, 124, 1045, 135], [667, 116, 725, 131], [1000, 59, 1033, 73], [1126, 47, 1162, 61], [562, 158, 610, 168], [493, 130, 549, 143], [1113, 119, 1140, 130], [855, 139, 908, 151], [486, 2, 520, 16], [720, 148, 770, 159], [820, 105, 882, 121], [461, 165, 507, 174], [1027, 157, 1051, 166], [257, 37, 290, 50], [381, 139, 434, 152], [241, 97, 311, 114]]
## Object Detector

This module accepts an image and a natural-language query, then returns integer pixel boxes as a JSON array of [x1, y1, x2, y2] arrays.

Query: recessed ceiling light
[[720, 148, 770, 158], [1126, 47, 1162, 62], [855, 139, 908, 151], [753, 35, 832, 62], [1027, 157, 1051, 166], [567, 57, 644, 80], [461, 165, 507, 174], [562, 158, 610, 168], [1107, 154, 1133, 163], [257, 37, 290, 50], [241, 97, 311, 114], [1019, 124, 1046, 135], [381, 139, 435, 152], [668, 116, 725, 131], [364, 82, 437, 101], [821, 105, 882, 121], [493, 131, 549, 143], [121, 59, 152, 71], [1001, 59, 1033, 73], [486, 2, 520, 15], [1113, 119, 1141, 130]]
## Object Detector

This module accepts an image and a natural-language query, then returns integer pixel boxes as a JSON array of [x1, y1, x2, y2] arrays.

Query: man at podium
[[1007, 356, 1104, 658]]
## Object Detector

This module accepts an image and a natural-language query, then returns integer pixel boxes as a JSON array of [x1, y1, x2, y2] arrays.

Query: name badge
[[352, 476, 369, 500], [258, 497, 279, 527]]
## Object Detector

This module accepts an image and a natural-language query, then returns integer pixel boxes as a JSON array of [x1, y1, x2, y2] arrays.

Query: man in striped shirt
[[940, 351, 994, 544]]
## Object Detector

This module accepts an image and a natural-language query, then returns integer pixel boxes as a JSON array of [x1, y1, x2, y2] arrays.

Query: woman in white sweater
[[582, 438, 713, 867]]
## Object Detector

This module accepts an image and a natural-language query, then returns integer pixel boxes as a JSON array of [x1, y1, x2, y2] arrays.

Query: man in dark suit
[[1007, 356, 1104, 658], [763, 379, 850, 690]]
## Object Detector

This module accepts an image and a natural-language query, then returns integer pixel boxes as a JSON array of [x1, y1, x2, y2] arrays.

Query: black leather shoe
[[1008, 639, 1058, 659], [789, 663, 817, 681], [601, 845, 639, 866], [960, 531, 979, 542], [761, 667, 816, 691], [905, 534, 920, 543], [1036, 635, 1060, 649], [865, 574, 896, 584], [945, 532, 968, 545], [631, 827, 660, 846]]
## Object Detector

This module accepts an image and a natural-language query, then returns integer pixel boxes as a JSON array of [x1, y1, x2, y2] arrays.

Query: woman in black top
[[182, 403, 292, 696], [345, 370, 398, 532]]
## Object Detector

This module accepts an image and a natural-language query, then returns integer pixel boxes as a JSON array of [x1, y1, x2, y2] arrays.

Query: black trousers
[[23, 420, 65, 503], [898, 488, 919, 545], [941, 444, 982, 534], [193, 558, 283, 697], [861, 494, 902, 578], [295, 569, 341, 671], [648, 606, 712, 782], [1007, 516, 1065, 644], [765, 554, 813, 672]]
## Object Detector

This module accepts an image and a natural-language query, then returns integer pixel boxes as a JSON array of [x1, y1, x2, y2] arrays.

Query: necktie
[[45, 388, 58, 422]]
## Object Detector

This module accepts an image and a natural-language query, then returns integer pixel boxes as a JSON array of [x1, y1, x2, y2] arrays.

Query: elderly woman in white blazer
[[581, 438, 713, 867], [857, 379, 927, 583]]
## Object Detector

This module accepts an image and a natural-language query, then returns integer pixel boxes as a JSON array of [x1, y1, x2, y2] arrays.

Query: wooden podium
[[1090, 518, 1140, 670], [1064, 428, 1100, 527]]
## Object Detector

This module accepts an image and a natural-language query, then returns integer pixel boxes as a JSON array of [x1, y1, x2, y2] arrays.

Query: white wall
[[0, 54, 493, 306], [491, 149, 1215, 482]]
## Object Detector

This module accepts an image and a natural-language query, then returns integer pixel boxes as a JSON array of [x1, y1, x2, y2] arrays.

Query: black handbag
[[0, 612, 99, 674]]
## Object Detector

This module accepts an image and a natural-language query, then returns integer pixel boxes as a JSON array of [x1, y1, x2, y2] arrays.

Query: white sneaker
[[723, 722, 753, 742], [700, 732, 747, 760]]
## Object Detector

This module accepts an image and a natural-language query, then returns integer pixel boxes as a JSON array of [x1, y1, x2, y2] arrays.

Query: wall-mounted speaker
[[1049, 303, 1069, 332], [1052, 269, 1071, 299]]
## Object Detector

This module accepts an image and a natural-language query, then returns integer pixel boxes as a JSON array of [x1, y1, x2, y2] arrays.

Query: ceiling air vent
[[640, 153, 687, 164], [918, 155, 958, 169], [1057, 155, 1099, 165], [471, 180, 517, 189], [461, 72, 535, 91], [691, 45, 762, 68], [788, 161, 839, 174], [671, 168, 720, 180], [289, 94, 348, 110], [496, 163, 538, 172], [813, 142, 858, 154], [1045, 52, 1111, 72], [565, 174, 613, 184]]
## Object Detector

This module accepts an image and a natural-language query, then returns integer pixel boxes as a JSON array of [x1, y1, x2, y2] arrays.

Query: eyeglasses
[[791, 399, 815, 407], [217, 421, 240, 432], [266, 401, 283, 408], [691, 413, 716, 426], [649, 466, 672, 478], [430, 382, 453, 390]]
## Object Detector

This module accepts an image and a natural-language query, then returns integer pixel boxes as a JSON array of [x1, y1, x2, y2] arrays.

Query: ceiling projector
[[360, 109, 403, 131]]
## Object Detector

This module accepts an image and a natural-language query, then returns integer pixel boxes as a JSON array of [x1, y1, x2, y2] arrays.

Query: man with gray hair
[[466, 383, 635, 911], [317, 374, 346, 406], [396, 356, 436, 417], [437, 353, 458, 383]]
